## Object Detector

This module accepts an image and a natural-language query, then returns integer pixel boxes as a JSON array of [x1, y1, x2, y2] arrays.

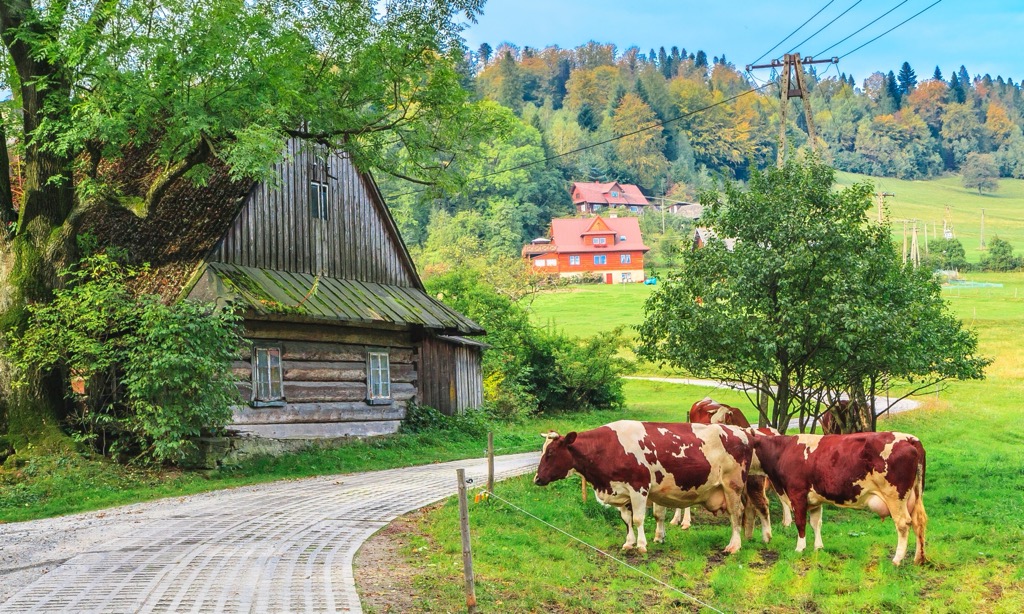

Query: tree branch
[[143, 138, 211, 213]]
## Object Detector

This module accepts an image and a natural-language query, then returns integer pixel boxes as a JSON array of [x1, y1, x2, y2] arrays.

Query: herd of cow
[[534, 397, 928, 566]]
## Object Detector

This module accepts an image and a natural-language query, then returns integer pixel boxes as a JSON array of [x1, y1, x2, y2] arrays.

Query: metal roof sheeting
[[207, 262, 484, 335]]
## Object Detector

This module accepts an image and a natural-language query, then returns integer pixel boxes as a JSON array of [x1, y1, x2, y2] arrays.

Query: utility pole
[[911, 220, 920, 268], [875, 191, 895, 222], [748, 54, 838, 167], [902, 220, 908, 265]]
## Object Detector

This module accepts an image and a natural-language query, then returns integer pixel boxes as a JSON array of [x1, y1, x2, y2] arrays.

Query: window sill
[[250, 400, 287, 408], [367, 398, 394, 406]]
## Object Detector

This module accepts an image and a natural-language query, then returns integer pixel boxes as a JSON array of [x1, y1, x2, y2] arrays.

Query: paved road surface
[[0, 452, 540, 613]]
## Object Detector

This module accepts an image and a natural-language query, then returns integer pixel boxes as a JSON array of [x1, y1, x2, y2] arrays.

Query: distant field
[[835, 170, 1024, 263]]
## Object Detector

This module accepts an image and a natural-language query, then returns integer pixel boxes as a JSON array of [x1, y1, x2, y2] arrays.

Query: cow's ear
[[564, 432, 578, 445]]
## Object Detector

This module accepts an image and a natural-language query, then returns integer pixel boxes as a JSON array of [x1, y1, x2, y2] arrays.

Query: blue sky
[[461, 0, 1024, 85]]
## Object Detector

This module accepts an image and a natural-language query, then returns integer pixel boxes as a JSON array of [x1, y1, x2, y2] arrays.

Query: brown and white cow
[[689, 397, 752, 428], [534, 420, 751, 554], [750, 432, 928, 565]]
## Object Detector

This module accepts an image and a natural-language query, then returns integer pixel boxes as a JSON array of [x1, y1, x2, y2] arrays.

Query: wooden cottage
[[522, 215, 650, 284], [88, 139, 485, 439]]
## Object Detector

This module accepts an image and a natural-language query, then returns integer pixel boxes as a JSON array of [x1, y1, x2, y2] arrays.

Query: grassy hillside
[[835, 170, 1024, 263]]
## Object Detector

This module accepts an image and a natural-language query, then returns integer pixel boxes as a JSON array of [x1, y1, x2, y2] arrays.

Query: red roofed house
[[571, 181, 651, 215], [522, 216, 650, 284]]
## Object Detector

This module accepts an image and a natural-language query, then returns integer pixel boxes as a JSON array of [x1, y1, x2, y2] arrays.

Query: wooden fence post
[[581, 476, 587, 503], [456, 468, 478, 613], [487, 432, 494, 494]]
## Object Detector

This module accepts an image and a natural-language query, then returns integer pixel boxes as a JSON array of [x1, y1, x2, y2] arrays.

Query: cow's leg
[[780, 496, 793, 528], [653, 503, 668, 544], [809, 505, 824, 550], [790, 493, 809, 552], [670, 507, 691, 529], [746, 476, 773, 543], [911, 491, 928, 564], [619, 503, 636, 551], [722, 484, 745, 554], [629, 491, 650, 553], [883, 494, 913, 566]]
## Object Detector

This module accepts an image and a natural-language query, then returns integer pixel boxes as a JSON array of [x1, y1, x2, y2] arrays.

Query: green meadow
[[402, 271, 1024, 612], [835, 170, 1024, 263]]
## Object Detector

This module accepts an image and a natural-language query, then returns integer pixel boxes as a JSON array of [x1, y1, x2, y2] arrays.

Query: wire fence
[[475, 485, 728, 614]]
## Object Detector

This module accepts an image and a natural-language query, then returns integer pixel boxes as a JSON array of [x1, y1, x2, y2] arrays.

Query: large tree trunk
[[0, 0, 78, 455]]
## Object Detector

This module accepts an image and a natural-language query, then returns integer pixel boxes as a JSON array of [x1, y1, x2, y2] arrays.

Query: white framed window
[[592, 237, 606, 245], [253, 346, 284, 405], [533, 259, 545, 267], [545, 258, 557, 266], [309, 180, 329, 220], [367, 350, 391, 404], [621, 273, 631, 283], [620, 254, 632, 264], [611, 190, 619, 197], [620, 235, 627, 241], [594, 255, 607, 265], [569, 255, 580, 265]]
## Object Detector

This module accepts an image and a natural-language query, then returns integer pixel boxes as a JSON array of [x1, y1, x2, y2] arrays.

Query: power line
[[749, 0, 837, 67], [785, 0, 866, 56], [387, 82, 773, 200], [838, 0, 943, 59], [813, 0, 909, 58]]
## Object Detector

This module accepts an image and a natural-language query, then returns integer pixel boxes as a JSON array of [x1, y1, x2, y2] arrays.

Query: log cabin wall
[[231, 329, 418, 439], [209, 138, 417, 287]]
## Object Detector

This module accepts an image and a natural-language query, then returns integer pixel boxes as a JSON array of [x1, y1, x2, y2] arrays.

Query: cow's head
[[745, 426, 782, 475], [534, 431, 577, 486]]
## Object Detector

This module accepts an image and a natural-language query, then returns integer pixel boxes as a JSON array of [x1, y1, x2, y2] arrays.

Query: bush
[[402, 401, 493, 436], [3, 253, 245, 464]]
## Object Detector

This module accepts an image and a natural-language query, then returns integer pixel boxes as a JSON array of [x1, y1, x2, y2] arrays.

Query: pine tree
[[694, 50, 708, 69], [886, 70, 901, 108], [577, 104, 598, 131], [897, 61, 917, 96], [658, 47, 668, 69], [933, 66, 943, 81], [478, 43, 492, 67], [958, 66, 971, 91], [949, 73, 966, 104]]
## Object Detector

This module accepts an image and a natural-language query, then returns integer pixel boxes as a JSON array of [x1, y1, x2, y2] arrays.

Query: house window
[[569, 255, 580, 266], [367, 350, 391, 404], [253, 346, 284, 405], [620, 254, 632, 264], [545, 258, 557, 266], [309, 180, 329, 220], [611, 190, 619, 197], [592, 237, 606, 245], [534, 259, 545, 267], [594, 255, 607, 265], [620, 235, 627, 241], [630, 206, 638, 212], [621, 273, 631, 283]]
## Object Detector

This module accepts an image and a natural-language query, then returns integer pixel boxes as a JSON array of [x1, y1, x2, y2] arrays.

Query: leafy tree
[[496, 51, 525, 112], [636, 158, 986, 431], [985, 101, 1016, 149], [610, 94, 668, 188], [4, 253, 244, 463], [0, 0, 495, 453], [905, 80, 948, 134], [942, 103, 986, 168], [980, 237, 1021, 271], [961, 152, 999, 194], [925, 237, 969, 271]]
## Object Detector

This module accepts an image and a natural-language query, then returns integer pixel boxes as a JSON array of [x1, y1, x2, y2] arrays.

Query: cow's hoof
[[892, 556, 904, 566], [621, 544, 634, 552], [654, 537, 665, 544], [723, 544, 740, 555], [762, 533, 772, 544], [637, 546, 647, 554]]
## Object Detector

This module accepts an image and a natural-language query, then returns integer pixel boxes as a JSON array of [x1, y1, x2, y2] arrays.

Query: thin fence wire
[[481, 488, 728, 614]]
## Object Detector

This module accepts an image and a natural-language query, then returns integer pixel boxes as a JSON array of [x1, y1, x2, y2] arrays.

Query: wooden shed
[[87, 139, 485, 439]]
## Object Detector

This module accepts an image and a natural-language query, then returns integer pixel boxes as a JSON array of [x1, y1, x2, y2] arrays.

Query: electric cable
[[813, 0, 909, 58]]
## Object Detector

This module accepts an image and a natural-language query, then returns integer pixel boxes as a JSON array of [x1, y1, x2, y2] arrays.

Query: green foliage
[[980, 237, 1021, 271], [425, 269, 630, 418], [401, 401, 493, 437], [961, 152, 1000, 194], [3, 254, 245, 464], [925, 237, 970, 271], [637, 158, 987, 430]]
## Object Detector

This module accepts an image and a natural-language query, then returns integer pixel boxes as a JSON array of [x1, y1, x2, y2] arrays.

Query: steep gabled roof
[[83, 140, 482, 336], [548, 216, 650, 253], [571, 181, 650, 206]]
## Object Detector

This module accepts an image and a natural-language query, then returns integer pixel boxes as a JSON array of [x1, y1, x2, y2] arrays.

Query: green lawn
[[835, 170, 1024, 263], [401, 272, 1024, 613]]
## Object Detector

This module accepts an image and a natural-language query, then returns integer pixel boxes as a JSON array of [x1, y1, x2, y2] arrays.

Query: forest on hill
[[381, 40, 1024, 272]]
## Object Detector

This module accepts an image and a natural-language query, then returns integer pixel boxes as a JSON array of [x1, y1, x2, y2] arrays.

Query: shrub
[[402, 401, 493, 436], [3, 254, 245, 464]]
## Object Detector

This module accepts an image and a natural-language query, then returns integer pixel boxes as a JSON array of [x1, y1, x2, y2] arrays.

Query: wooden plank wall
[[210, 138, 415, 286], [232, 339, 418, 430], [418, 336, 484, 416]]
